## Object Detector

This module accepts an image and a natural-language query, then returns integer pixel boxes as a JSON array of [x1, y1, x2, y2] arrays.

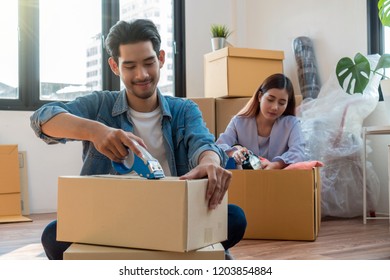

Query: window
[[39, 0, 102, 101], [0, 0, 185, 110], [0, 1, 18, 100], [368, 0, 386, 100], [119, 0, 174, 96]]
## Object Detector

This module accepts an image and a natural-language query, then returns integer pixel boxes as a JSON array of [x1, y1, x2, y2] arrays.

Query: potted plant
[[210, 24, 232, 51], [336, 0, 390, 95]]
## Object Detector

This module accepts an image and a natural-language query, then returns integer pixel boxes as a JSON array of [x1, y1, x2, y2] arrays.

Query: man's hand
[[41, 112, 146, 162], [91, 125, 146, 162], [179, 151, 232, 210]]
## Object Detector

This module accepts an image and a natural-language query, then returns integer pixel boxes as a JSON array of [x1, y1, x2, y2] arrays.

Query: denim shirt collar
[[111, 88, 172, 121]]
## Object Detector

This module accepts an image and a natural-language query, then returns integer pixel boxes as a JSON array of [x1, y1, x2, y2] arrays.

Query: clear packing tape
[[297, 55, 381, 218]]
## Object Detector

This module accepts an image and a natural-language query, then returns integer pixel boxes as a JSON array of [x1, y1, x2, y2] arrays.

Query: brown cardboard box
[[0, 145, 20, 194], [0, 145, 31, 223], [228, 168, 321, 241], [0, 193, 22, 216], [64, 243, 225, 260], [189, 97, 216, 136], [57, 175, 227, 252], [295, 94, 303, 107], [204, 47, 284, 98], [215, 97, 251, 138]]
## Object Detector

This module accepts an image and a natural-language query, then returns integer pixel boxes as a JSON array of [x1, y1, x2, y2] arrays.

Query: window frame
[[367, 0, 384, 101], [0, 0, 186, 111]]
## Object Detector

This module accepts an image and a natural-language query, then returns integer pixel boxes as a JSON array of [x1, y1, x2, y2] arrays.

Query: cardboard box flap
[[205, 47, 285, 62], [314, 167, 322, 236], [187, 180, 228, 250]]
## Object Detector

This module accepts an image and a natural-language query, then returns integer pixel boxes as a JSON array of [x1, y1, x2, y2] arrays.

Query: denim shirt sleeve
[[186, 100, 228, 169], [30, 92, 104, 144], [30, 105, 71, 144]]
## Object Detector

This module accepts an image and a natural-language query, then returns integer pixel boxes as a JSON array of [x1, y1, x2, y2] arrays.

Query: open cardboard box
[[228, 167, 321, 241], [57, 175, 227, 252]]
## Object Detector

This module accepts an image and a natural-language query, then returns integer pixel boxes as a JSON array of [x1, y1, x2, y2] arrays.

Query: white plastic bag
[[297, 55, 381, 217]]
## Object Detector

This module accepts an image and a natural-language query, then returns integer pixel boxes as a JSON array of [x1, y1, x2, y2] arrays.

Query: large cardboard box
[[204, 47, 284, 98], [64, 243, 225, 260], [57, 175, 227, 252], [0, 145, 20, 194], [0, 193, 22, 216], [189, 97, 216, 136], [0, 145, 31, 223], [228, 168, 321, 241]]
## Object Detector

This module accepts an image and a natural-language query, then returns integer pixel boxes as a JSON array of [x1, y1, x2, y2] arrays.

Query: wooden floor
[[1, 213, 390, 260]]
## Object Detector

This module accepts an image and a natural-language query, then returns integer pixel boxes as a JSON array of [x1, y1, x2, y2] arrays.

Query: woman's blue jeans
[[41, 204, 247, 260]]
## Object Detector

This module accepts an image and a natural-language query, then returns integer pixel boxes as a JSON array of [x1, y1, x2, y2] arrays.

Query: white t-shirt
[[128, 107, 171, 176]]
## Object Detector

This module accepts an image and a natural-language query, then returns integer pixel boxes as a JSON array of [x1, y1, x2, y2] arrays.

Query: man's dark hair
[[105, 19, 161, 63]]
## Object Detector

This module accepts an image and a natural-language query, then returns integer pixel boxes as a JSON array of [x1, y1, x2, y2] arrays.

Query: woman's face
[[259, 88, 289, 121]]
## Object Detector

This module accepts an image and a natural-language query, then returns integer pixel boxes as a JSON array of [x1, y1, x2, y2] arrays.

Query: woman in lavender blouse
[[216, 73, 306, 169]]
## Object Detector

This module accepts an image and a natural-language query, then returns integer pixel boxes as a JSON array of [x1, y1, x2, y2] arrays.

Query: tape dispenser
[[242, 150, 263, 170], [112, 139, 165, 179]]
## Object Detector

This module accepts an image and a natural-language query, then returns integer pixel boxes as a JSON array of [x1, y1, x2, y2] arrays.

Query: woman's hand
[[231, 147, 249, 164], [261, 159, 286, 170]]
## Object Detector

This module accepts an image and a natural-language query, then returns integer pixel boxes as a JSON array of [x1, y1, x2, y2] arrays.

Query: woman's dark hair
[[105, 19, 161, 63], [237, 73, 296, 117]]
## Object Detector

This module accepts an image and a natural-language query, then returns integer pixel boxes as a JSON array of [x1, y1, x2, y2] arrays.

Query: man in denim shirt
[[30, 19, 246, 260]]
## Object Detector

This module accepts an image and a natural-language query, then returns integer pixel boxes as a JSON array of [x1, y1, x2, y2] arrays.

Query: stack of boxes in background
[[58, 175, 227, 260], [196, 47, 321, 242], [204, 47, 285, 138], [0, 145, 31, 223]]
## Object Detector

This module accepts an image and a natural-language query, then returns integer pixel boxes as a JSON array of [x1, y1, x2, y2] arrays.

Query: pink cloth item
[[284, 161, 324, 170]]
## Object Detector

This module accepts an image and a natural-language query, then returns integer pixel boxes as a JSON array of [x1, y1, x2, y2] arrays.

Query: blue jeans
[[41, 204, 247, 260]]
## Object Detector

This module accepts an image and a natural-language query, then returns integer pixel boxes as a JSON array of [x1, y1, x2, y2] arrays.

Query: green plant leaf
[[378, 0, 390, 27], [336, 53, 371, 94], [210, 24, 231, 38], [375, 53, 390, 72]]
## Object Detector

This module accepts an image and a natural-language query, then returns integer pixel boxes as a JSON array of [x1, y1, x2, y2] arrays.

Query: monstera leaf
[[336, 53, 371, 94], [378, 0, 390, 27], [335, 1, 390, 95], [375, 53, 390, 72]]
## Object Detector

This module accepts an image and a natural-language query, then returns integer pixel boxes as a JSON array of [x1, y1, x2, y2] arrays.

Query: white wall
[[185, 0, 367, 98], [0, 111, 82, 213], [3, 0, 386, 214]]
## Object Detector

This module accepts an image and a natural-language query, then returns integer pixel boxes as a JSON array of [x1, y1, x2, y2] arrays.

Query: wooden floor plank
[[1, 213, 389, 260]]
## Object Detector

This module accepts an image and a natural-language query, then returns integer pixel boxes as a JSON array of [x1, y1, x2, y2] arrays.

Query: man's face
[[109, 41, 164, 101]]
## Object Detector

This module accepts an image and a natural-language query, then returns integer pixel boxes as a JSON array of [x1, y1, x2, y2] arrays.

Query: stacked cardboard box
[[0, 145, 31, 223], [64, 242, 224, 260], [189, 97, 216, 136], [59, 175, 227, 259], [204, 47, 284, 98], [190, 96, 302, 139]]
